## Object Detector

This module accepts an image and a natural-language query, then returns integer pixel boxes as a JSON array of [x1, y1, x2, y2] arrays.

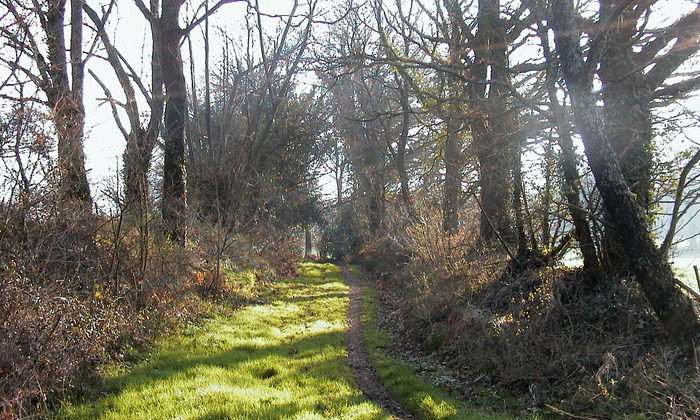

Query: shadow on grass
[[61, 263, 389, 420]]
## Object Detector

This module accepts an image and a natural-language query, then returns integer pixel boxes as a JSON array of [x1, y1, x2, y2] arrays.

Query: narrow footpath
[[343, 266, 413, 419], [58, 263, 408, 419]]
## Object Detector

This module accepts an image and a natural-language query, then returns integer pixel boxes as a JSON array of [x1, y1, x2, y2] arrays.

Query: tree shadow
[[62, 266, 389, 419]]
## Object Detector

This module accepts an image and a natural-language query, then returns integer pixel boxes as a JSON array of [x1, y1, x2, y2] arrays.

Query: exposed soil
[[343, 267, 413, 419]]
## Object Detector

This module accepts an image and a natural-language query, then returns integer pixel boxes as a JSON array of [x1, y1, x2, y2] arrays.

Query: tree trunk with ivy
[[161, 0, 188, 245]]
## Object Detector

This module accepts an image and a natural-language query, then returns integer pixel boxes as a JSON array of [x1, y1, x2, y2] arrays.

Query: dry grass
[[373, 258, 700, 418], [355, 204, 700, 419]]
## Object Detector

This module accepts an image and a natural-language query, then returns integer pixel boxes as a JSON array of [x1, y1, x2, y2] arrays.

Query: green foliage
[[319, 203, 366, 261]]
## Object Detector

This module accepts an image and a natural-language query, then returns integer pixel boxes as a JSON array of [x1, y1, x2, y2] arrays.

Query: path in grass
[[60, 263, 395, 420], [344, 266, 413, 419]]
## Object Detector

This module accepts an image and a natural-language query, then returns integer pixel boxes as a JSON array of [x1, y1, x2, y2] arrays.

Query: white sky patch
[[83, 0, 303, 199]]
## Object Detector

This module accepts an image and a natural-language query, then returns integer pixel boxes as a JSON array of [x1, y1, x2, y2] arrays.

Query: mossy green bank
[[59, 263, 391, 420]]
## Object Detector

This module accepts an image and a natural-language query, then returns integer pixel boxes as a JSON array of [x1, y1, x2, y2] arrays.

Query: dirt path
[[343, 266, 414, 419]]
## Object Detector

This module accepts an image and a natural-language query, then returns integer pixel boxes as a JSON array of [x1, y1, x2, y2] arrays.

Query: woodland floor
[[55, 263, 507, 420], [56, 263, 425, 420]]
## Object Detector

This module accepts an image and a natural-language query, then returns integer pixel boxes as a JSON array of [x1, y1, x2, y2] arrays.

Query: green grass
[[58, 263, 392, 420], [349, 266, 513, 420]]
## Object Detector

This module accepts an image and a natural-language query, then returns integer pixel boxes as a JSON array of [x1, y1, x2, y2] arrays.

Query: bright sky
[[83, 0, 304, 196]]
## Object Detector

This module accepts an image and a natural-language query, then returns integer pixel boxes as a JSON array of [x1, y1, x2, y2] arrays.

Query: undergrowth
[[349, 266, 511, 420], [335, 205, 700, 419], [355, 229, 700, 419], [0, 194, 301, 419]]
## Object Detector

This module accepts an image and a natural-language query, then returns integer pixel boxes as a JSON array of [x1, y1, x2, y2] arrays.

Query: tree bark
[[161, 0, 188, 244], [441, 0, 466, 235], [304, 226, 312, 259], [511, 131, 529, 256], [472, 0, 514, 244], [595, 1, 700, 271], [394, 80, 416, 219], [443, 115, 462, 234], [551, 0, 699, 344], [362, 129, 386, 234], [538, 23, 601, 275], [44, 0, 91, 206]]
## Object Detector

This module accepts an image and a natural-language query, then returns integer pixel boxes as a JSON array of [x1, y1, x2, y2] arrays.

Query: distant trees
[[317, 0, 700, 343], [186, 0, 320, 228]]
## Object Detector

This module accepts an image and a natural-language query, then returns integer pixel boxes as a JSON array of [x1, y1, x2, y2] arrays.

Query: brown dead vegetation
[[0, 193, 302, 418], [357, 213, 700, 419]]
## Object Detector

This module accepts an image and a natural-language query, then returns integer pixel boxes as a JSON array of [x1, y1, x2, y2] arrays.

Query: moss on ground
[[59, 263, 392, 420]]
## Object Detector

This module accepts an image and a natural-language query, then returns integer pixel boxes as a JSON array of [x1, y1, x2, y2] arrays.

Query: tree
[[186, 0, 317, 225], [534, 11, 602, 275], [375, 0, 527, 244], [595, 1, 700, 270], [471, 0, 517, 244], [1, 0, 92, 206], [325, 66, 389, 235], [550, 0, 699, 344], [131, 0, 247, 244], [158, 0, 188, 244], [321, 4, 392, 236]]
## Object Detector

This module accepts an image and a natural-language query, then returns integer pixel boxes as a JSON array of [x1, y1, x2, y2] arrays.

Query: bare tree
[[1, 0, 92, 206], [550, 0, 699, 344], [535, 13, 602, 275]]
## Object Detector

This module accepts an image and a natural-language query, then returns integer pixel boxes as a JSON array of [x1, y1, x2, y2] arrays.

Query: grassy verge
[[349, 266, 512, 420], [58, 263, 391, 420]]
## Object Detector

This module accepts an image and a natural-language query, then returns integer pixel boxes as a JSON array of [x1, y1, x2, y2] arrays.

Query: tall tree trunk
[[161, 0, 187, 244], [443, 115, 462, 234], [395, 148, 414, 219], [394, 80, 417, 219], [511, 132, 529, 256], [595, 2, 700, 271], [472, 0, 513, 244], [539, 23, 601, 275], [85, 1, 164, 217], [304, 226, 312, 260], [363, 129, 386, 235], [132, 3, 165, 214], [334, 148, 345, 204], [551, 0, 699, 344], [44, 0, 91, 206], [477, 137, 513, 243], [329, 71, 386, 236], [598, 0, 655, 213], [442, 0, 466, 235], [597, 0, 653, 271]]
